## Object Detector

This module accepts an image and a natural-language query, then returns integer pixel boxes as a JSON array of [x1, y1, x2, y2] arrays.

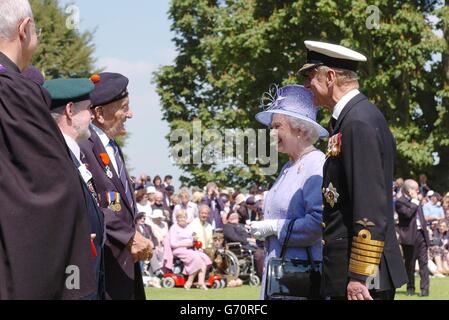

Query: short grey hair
[[316, 66, 359, 86], [155, 191, 164, 199], [402, 179, 418, 196], [50, 101, 86, 122], [198, 204, 211, 214], [287, 117, 320, 146], [0, 0, 33, 40]]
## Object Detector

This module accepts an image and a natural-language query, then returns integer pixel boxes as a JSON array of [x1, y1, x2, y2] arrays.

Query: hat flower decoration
[[256, 83, 329, 139]]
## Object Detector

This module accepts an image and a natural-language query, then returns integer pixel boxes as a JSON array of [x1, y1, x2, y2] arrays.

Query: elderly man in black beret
[[79, 72, 152, 300]]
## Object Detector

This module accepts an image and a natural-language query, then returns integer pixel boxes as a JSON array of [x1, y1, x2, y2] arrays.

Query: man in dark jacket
[[45, 78, 107, 299], [223, 213, 264, 277], [0, 0, 96, 300], [301, 40, 407, 300], [395, 179, 430, 297], [79, 72, 152, 300]]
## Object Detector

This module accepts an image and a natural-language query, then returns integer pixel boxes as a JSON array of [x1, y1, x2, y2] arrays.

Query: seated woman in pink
[[169, 210, 212, 290]]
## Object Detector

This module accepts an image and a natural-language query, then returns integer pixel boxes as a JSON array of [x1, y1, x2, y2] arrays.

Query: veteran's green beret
[[43, 78, 95, 110]]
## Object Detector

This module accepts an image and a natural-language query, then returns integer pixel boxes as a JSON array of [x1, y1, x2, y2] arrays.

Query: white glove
[[249, 220, 278, 240]]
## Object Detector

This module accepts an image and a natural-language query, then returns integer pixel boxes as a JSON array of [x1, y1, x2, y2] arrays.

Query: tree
[[30, 0, 97, 79], [155, 0, 448, 190]]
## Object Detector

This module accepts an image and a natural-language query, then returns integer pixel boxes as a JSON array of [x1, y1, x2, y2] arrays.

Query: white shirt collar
[[62, 133, 81, 164], [332, 89, 360, 120], [91, 124, 111, 148]]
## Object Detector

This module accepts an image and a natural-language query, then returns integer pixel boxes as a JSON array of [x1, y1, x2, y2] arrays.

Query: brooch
[[322, 183, 340, 208], [326, 133, 342, 159], [99, 152, 114, 179]]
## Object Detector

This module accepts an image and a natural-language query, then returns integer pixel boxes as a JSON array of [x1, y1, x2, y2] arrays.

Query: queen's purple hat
[[255, 84, 328, 139]]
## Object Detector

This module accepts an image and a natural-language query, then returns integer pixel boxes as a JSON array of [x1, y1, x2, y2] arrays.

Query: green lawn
[[396, 276, 449, 300], [146, 277, 449, 300], [146, 285, 260, 300]]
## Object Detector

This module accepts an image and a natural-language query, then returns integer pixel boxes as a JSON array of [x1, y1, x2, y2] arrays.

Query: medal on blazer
[[322, 183, 340, 208], [326, 133, 342, 158], [99, 152, 114, 179], [106, 192, 122, 212]]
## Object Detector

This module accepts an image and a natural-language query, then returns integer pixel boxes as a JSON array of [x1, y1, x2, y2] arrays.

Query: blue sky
[[59, 0, 183, 186]]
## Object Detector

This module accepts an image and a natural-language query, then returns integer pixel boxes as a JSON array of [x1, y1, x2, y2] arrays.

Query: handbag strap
[[280, 218, 314, 265]]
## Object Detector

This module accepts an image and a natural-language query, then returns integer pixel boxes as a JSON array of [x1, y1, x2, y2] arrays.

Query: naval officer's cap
[[298, 41, 367, 75]]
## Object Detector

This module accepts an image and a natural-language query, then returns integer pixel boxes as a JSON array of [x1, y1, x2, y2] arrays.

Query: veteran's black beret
[[89, 72, 129, 107]]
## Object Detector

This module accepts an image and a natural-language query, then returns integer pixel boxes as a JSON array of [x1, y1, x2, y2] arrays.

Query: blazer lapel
[[332, 93, 368, 135], [89, 128, 133, 213]]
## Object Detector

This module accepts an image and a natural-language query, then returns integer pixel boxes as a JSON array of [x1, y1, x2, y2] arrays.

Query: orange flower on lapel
[[99, 153, 110, 166], [326, 133, 342, 159]]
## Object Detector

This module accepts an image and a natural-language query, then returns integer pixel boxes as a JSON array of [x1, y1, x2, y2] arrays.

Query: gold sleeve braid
[[349, 230, 384, 277]]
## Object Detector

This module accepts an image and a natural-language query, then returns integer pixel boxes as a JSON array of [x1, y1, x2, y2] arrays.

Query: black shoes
[[419, 290, 429, 297], [406, 289, 415, 296]]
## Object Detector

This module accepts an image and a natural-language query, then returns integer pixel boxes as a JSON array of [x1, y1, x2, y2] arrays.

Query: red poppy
[[99, 153, 110, 166], [90, 74, 101, 83]]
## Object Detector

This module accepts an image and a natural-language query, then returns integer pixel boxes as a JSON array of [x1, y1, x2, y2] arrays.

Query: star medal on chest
[[107, 192, 122, 213], [326, 133, 342, 159], [99, 152, 114, 179], [322, 183, 340, 208]]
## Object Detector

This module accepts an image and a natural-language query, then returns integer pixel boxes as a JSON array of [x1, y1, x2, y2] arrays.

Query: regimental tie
[[110, 139, 134, 210]]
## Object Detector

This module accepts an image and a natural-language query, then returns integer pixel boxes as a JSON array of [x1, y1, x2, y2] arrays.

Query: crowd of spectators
[[393, 175, 449, 279], [130, 174, 267, 288]]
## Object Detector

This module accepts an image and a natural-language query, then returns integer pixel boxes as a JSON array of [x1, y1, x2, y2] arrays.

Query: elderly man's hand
[[347, 280, 373, 300], [128, 232, 153, 263], [249, 220, 278, 240]]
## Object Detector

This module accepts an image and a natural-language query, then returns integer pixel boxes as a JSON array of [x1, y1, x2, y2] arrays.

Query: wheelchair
[[223, 242, 261, 286]]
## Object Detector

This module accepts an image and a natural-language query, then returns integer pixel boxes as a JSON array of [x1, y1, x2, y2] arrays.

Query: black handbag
[[265, 219, 322, 300]]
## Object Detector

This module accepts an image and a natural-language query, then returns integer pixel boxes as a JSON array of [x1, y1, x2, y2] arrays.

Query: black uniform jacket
[[321, 93, 407, 297]]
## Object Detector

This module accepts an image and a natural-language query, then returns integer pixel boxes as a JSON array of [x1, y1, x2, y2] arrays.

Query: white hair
[[155, 191, 164, 198], [316, 66, 359, 86], [0, 0, 33, 40], [287, 117, 320, 146]]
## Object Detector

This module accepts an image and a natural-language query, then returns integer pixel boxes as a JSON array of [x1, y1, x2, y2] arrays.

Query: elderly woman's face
[[271, 114, 300, 155], [177, 214, 188, 227]]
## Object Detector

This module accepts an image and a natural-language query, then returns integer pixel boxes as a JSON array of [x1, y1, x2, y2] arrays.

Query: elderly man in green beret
[[44, 78, 106, 300]]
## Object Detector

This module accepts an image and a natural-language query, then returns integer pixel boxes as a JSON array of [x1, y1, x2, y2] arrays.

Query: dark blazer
[[69, 150, 106, 299], [395, 196, 430, 247], [0, 53, 96, 300], [223, 223, 250, 246], [321, 93, 407, 297], [79, 127, 145, 300]]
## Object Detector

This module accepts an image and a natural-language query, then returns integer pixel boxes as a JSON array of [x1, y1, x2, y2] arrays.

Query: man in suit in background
[[79, 72, 152, 300], [301, 41, 407, 300], [395, 179, 430, 297], [45, 78, 106, 299]]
